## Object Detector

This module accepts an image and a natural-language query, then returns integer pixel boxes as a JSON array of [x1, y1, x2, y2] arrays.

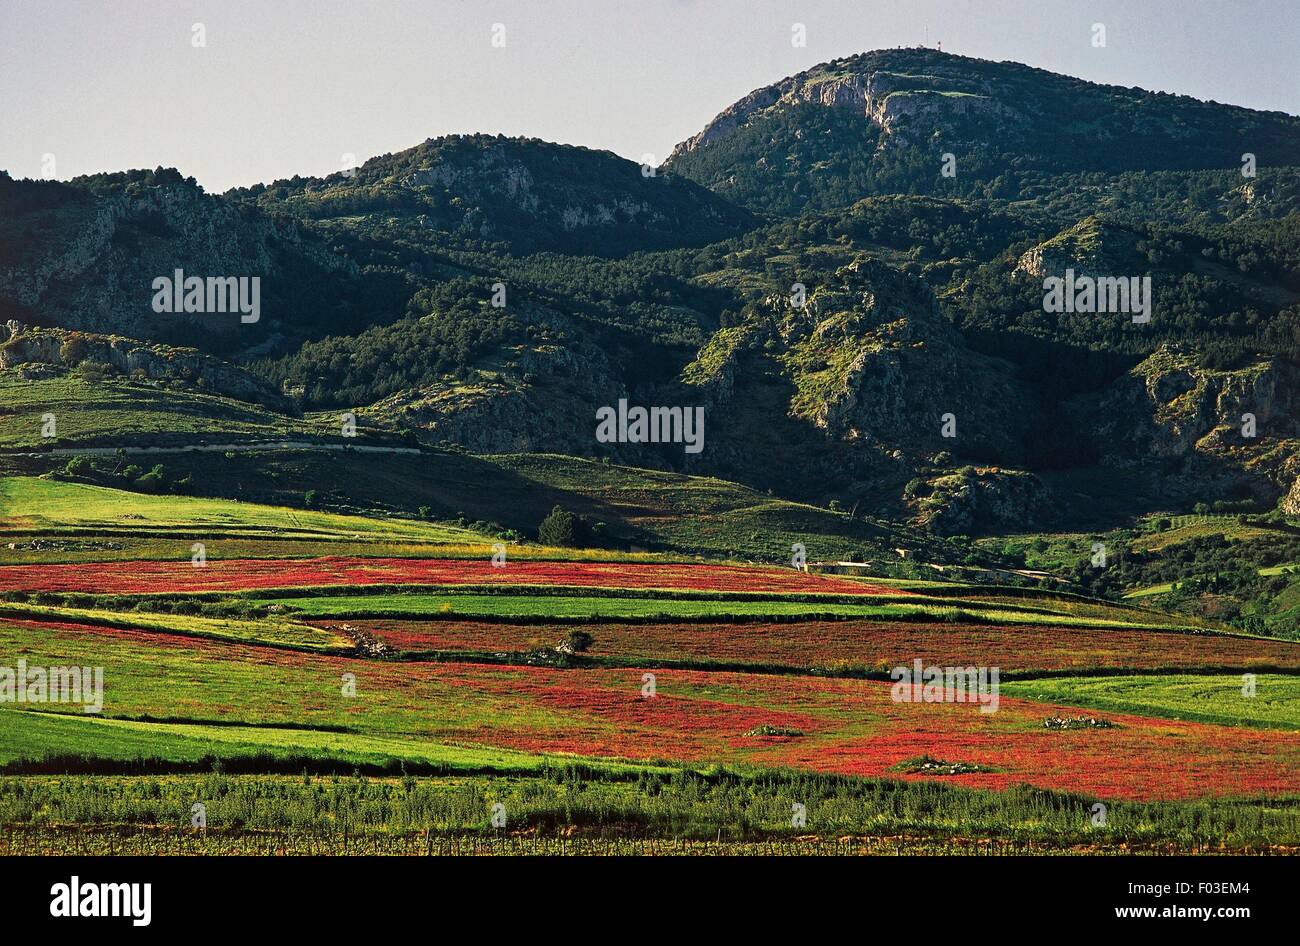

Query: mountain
[[0, 168, 414, 354], [0, 135, 759, 357], [665, 48, 1300, 216], [230, 134, 758, 258], [4, 49, 1300, 545]]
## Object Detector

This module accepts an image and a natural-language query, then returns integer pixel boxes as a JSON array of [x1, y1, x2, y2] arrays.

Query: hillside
[[0, 168, 408, 352], [2, 49, 1300, 548], [666, 47, 1300, 215], [229, 134, 758, 258]]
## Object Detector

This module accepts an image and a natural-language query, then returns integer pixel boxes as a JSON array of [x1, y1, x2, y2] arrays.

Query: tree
[[537, 505, 586, 548], [134, 464, 166, 493]]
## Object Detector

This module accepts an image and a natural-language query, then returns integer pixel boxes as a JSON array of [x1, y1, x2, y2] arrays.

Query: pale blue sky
[[2, 0, 1296, 193]]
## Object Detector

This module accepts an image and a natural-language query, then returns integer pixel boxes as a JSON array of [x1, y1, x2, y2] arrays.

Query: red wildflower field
[[0, 557, 903, 596], [6, 616, 1299, 802], [335, 618, 1300, 673]]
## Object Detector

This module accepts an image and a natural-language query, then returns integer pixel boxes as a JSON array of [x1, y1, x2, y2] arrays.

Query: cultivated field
[[2, 474, 1299, 854]]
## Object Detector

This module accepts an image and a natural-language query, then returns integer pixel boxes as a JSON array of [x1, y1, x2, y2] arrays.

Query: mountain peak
[[667, 48, 1300, 215]]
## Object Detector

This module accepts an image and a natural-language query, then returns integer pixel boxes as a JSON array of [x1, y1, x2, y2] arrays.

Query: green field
[[0, 476, 487, 544], [255, 588, 1204, 630], [4, 768, 1298, 856], [0, 602, 348, 651], [0, 711, 647, 776], [1002, 674, 1300, 730], [0, 376, 306, 449]]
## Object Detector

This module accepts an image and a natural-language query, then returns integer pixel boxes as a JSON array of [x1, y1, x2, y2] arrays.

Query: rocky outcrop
[[911, 467, 1051, 535], [1068, 343, 1300, 509], [681, 322, 765, 409], [777, 259, 1033, 460], [1013, 217, 1142, 280], [1074, 344, 1300, 463], [670, 58, 1010, 160], [660, 257, 1039, 500], [1281, 476, 1300, 515], [0, 322, 291, 410]]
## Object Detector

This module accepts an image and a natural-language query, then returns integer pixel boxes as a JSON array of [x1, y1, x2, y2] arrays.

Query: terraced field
[[335, 618, 1300, 674], [2, 474, 1298, 853], [4, 618, 1299, 801]]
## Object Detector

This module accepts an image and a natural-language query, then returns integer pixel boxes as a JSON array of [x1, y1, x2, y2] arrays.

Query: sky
[[2, 0, 1297, 193]]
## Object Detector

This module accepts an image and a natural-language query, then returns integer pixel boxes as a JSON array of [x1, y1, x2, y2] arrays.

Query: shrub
[[560, 629, 594, 654], [59, 336, 87, 365], [76, 360, 112, 383], [903, 477, 930, 500], [134, 464, 166, 493]]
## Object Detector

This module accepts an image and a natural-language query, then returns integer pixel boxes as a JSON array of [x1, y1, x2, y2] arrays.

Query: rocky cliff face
[[668, 257, 1040, 502], [775, 258, 1033, 460], [670, 57, 1011, 161], [1074, 344, 1300, 462], [1281, 476, 1300, 515], [1069, 344, 1300, 507], [0, 321, 290, 410]]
